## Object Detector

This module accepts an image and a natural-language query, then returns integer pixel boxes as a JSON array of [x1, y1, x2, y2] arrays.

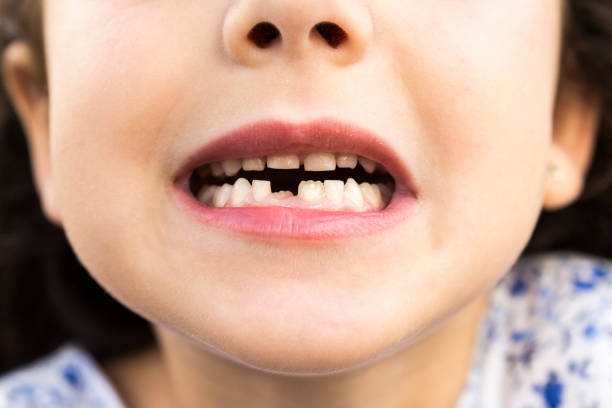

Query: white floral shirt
[[1, 251, 612, 407]]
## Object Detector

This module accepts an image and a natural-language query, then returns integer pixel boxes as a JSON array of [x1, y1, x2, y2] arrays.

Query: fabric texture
[[1, 251, 611, 407], [455, 251, 612, 408], [0, 343, 125, 408]]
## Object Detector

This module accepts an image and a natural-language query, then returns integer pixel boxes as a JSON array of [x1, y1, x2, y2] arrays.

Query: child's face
[[36, 0, 566, 372]]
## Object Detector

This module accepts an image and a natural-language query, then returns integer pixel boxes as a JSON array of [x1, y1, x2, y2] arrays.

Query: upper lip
[[174, 117, 418, 197]]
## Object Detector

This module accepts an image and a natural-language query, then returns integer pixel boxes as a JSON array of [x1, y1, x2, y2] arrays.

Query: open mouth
[[188, 152, 395, 212], [172, 118, 418, 239]]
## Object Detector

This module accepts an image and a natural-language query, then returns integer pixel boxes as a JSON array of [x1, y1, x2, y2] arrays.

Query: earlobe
[[2, 40, 61, 225], [543, 73, 603, 212]]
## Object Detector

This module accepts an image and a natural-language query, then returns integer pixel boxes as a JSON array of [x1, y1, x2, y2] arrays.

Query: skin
[[1, 0, 603, 406]]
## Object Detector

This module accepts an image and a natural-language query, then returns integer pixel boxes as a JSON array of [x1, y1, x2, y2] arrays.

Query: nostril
[[247, 22, 281, 49], [314, 22, 348, 48]]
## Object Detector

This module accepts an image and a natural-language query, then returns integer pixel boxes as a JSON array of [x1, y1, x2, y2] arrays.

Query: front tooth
[[344, 178, 364, 207], [324, 180, 344, 205], [222, 159, 242, 177], [252, 180, 272, 202], [336, 154, 357, 169], [242, 157, 265, 171], [298, 180, 324, 202], [304, 152, 336, 171], [358, 157, 376, 174], [229, 178, 251, 206], [213, 184, 232, 207], [197, 185, 217, 205], [273, 190, 294, 199], [211, 162, 225, 178], [360, 183, 383, 210], [267, 154, 300, 169]]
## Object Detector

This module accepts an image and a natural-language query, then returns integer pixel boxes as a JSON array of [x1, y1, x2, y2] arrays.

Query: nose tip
[[222, 0, 373, 66]]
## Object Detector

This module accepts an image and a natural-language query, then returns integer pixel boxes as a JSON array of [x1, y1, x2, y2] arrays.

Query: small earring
[[547, 162, 563, 181]]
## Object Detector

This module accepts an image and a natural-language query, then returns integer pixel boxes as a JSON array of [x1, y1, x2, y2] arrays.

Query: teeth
[[358, 157, 376, 174], [222, 159, 242, 177], [304, 152, 336, 171], [336, 154, 357, 169], [298, 180, 325, 202], [273, 190, 294, 199], [197, 185, 217, 205], [252, 180, 272, 202], [197, 152, 393, 210], [211, 162, 225, 178], [324, 180, 344, 205], [360, 183, 383, 210], [378, 183, 393, 206], [242, 157, 266, 171], [229, 178, 251, 207], [267, 154, 300, 170], [344, 178, 364, 207], [213, 184, 232, 207]]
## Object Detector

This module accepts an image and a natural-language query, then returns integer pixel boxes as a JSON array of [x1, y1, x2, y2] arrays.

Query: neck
[[102, 291, 491, 408]]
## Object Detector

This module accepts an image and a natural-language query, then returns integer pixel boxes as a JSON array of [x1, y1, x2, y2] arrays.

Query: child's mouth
[[188, 153, 395, 212], [172, 118, 420, 240]]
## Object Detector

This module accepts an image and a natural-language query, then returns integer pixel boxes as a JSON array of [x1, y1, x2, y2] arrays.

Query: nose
[[222, 0, 373, 67]]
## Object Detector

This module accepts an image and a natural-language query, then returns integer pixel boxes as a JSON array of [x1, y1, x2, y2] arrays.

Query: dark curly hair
[[1, 0, 612, 374]]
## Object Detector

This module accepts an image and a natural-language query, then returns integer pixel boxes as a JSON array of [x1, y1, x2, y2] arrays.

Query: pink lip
[[171, 117, 420, 240]]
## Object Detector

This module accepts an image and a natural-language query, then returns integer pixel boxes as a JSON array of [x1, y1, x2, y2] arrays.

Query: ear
[[2, 40, 60, 224], [543, 71, 603, 211]]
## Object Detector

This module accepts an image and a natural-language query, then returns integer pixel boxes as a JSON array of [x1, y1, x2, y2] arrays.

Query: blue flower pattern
[[0, 345, 125, 407], [455, 251, 612, 407], [1, 251, 612, 407]]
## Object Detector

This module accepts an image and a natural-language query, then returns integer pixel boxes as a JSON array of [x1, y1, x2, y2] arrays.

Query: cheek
[[45, 3, 202, 294], [382, 0, 561, 249]]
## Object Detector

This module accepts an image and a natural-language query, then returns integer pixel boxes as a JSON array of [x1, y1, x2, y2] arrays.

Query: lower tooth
[[298, 180, 324, 202], [344, 178, 365, 207], [252, 180, 272, 202], [198, 185, 217, 205], [213, 184, 232, 207], [273, 190, 294, 199], [360, 183, 383, 210], [378, 183, 393, 206], [324, 180, 344, 205], [230, 178, 251, 206]]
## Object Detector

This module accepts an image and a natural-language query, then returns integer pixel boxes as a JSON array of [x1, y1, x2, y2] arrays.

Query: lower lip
[[171, 186, 419, 241]]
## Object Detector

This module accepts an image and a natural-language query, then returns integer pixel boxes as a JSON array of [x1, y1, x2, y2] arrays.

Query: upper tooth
[[336, 154, 357, 169], [197, 185, 217, 205], [211, 162, 225, 178], [298, 180, 324, 202], [344, 178, 364, 207], [213, 184, 232, 207], [358, 157, 376, 174], [222, 159, 242, 177], [229, 178, 251, 206], [304, 152, 336, 171], [242, 157, 266, 171], [252, 180, 272, 202], [360, 183, 383, 210], [324, 180, 344, 205], [267, 154, 300, 169]]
